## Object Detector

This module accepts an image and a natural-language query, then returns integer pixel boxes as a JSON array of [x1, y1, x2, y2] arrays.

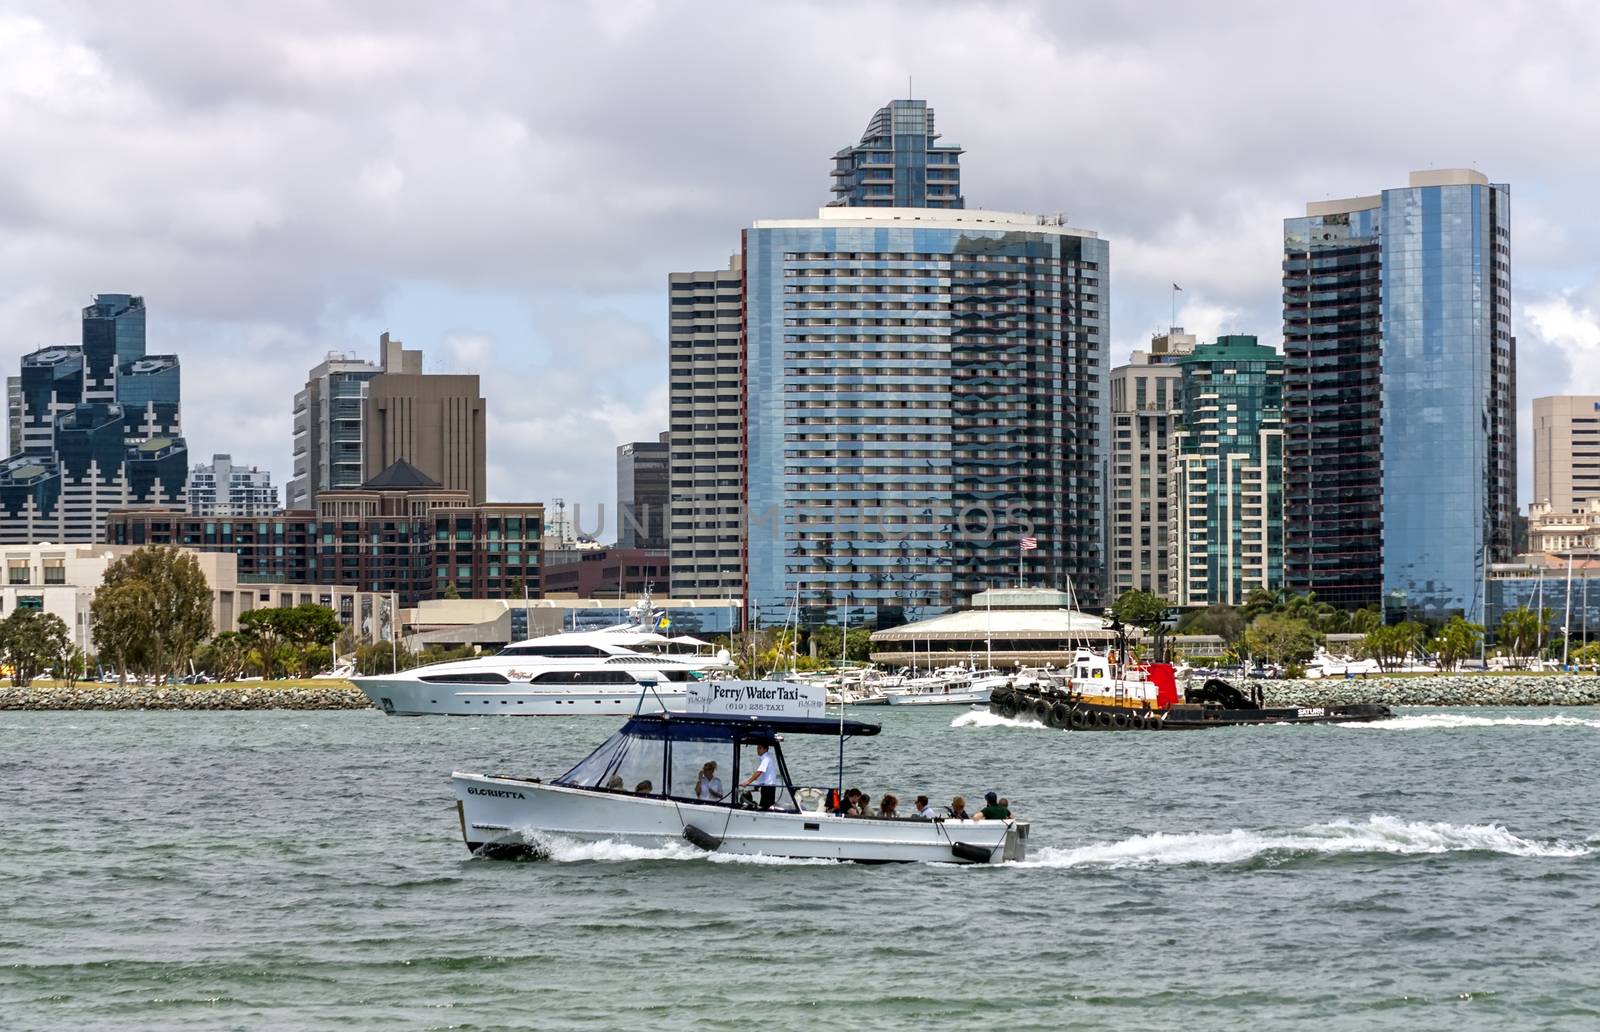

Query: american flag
[[1020, 535, 1038, 551]]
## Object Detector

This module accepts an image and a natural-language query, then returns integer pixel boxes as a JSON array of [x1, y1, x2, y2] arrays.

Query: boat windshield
[[554, 719, 790, 805]]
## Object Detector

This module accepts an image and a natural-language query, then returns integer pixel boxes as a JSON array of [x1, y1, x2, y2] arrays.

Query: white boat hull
[[453, 773, 1024, 864], [886, 686, 993, 706], [353, 678, 688, 716]]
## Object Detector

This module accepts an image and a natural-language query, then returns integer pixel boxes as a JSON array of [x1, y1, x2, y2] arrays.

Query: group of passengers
[[834, 787, 1011, 821], [604, 748, 1013, 822]]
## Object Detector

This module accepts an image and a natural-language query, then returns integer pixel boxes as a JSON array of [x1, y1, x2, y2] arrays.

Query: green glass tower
[[1169, 335, 1284, 606]]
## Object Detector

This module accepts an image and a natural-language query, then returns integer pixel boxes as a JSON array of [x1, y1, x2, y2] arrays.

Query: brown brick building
[[106, 460, 541, 607]]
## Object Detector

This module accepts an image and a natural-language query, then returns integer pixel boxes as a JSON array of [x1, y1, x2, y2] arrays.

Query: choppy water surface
[[3, 705, 1598, 1031]]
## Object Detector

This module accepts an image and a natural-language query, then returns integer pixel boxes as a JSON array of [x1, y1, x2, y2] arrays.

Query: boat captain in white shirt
[[741, 744, 780, 810]]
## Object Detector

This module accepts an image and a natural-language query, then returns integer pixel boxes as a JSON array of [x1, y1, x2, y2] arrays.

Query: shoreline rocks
[[1251, 674, 1600, 708], [0, 682, 374, 711]]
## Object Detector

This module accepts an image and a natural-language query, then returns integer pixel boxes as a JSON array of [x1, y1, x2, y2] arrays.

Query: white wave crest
[[950, 709, 1046, 730], [510, 831, 838, 866], [1343, 712, 1600, 731], [1014, 816, 1591, 869]]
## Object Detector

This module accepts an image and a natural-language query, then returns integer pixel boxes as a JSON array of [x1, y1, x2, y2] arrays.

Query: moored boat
[[454, 682, 1029, 864]]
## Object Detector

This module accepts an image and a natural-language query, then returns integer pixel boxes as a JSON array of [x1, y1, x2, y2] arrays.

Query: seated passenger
[[878, 794, 899, 818], [695, 762, 723, 802], [857, 794, 872, 817], [836, 787, 862, 815], [605, 775, 624, 790], [948, 795, 971, 820], [974, 790, 1010, 821], [912, 795, 936, 819], [634, 780, 653, 794]]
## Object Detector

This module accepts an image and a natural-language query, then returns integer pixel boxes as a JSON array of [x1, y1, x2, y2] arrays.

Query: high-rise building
[[1283, 169, 1515, 618], [0, 294, 187, 544], [743, 206, 1108, 627], [1532, 395, 1600, 512], [288, 351, 381, 509], [1109, 328, 1194, 600], [288, 333, 486, 509], [362, 333, 486, 504], [667, 258, 745, 600], [617, 432, 669, 549], [1169, 335, 1284, 606], [828, 99, 964, 209], [6, 376, 21, 456], [188, 454, 278, 517]]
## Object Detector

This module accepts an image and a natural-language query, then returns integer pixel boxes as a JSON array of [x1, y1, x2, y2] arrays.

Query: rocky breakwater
[[0, 682, 375, 711], [1249, 674, 1600, 709]]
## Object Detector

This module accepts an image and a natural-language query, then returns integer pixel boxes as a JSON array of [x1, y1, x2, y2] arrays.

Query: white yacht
[[352, 599, 734, 716]]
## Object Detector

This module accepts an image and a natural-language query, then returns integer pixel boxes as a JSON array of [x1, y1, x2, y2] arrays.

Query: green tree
[[1494, 606, 1552, 668], [442, 581, 461, 600], [1242, 613, 1321, 669], [1346, 607, 1383, 636], [1362, 621, 1425, 672], [0, 609, 71, 685], [1175, 604, 1246, 643], [90, 579, 158, 685], [1430, 615, 1484, 672], [93, 545, 213, 683], [1111, 590, 1169, 633], [61, 646, 89, 687], [196, 631, 250, 681]]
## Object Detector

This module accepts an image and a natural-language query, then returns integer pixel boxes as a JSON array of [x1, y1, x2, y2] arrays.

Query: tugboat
[[988, 624, 1391, 730]]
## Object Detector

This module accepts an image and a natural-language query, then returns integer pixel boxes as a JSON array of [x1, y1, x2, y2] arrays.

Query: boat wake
[[485, 831, 839, 866], [950, 710, 1046, 730], [1012, 815, 1592, 869], [1341, 712, 1600, 731]]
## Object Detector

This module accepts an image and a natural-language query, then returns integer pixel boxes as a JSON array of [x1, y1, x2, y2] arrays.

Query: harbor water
[[3, 706, 1598, 1030]]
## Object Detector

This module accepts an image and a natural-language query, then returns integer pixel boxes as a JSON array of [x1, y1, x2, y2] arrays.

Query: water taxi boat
[[453, 683, 1029, 864]]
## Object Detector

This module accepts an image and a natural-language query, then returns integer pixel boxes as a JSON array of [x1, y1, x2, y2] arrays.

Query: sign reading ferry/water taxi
[[686, 679, 825, 719]]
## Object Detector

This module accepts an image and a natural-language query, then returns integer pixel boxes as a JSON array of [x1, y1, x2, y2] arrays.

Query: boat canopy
[[553, 712, 878, 795]]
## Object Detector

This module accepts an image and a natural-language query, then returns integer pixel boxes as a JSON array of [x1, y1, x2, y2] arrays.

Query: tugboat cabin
[[553, 712, 880, 810]]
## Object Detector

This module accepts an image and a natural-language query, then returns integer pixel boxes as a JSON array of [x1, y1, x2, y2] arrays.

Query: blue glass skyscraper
[[743, 207, 1108, 628], [0, 294, 188, 543], [1283, 170, 1515, 619], [828, 99, 963, 209]]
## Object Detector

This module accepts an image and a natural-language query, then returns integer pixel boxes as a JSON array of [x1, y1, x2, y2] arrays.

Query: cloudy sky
[[4, 0, 1599, 526]]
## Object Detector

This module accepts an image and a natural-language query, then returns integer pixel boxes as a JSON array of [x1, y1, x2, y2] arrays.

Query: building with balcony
[[828, 98, 964, 209], [188, 454, 278, 517], [1109, 328, 1195, 600], [107, 460, 543, 607], [1168, 335, 1284, 606], [743, 205, 1109, 628], [667, 258, 745, 600]]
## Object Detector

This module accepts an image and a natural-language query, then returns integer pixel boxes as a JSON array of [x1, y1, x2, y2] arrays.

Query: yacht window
[[419, 672, 511, 685], [530, 670, 639, 685], [498, 644, 610, 658]]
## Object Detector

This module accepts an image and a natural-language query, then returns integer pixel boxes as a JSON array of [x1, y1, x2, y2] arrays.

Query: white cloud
[[4, 0, 1600, 519]]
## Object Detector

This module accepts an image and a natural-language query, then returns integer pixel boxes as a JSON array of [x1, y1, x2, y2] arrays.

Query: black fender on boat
[[950, 841, 995, 864], [683, 824, 722, 852]]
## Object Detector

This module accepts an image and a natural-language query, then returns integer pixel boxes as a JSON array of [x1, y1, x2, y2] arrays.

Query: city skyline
[[6, 3, 1600, 519]]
